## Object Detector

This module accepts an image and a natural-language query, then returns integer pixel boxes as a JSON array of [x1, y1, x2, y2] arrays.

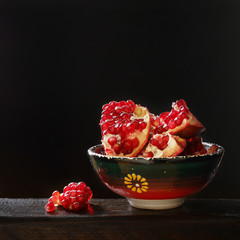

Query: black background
[[0, 0, 239, 198]]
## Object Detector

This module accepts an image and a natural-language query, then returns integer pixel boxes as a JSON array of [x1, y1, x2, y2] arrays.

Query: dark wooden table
[[0, 198, 239, 239]]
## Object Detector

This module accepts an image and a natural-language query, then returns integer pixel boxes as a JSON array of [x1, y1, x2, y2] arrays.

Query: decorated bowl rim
[[88, 142, 225, 164]]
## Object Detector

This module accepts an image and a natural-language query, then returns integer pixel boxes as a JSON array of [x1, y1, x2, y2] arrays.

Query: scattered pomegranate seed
[[45, 201, 55, 213], [45, 182, 93, 213]]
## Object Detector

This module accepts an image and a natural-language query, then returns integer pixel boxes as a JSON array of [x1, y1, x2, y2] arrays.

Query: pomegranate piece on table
[[153, 99, 205, 139], [45, 182, 93, 213], [139, 133, 187, 158], [100, 100, 150, 157]]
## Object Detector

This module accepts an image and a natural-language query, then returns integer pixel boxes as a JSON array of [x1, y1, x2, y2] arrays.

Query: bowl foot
[[127, 198, 185, 210]]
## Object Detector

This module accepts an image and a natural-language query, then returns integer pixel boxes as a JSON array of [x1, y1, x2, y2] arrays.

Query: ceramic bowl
[[88, 142, 224, 210]]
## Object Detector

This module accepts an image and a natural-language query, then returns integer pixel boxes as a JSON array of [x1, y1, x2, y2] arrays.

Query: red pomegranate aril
[[179, 105, 189, 114], [115, 106, 123, 114], [72, 202, 81, 211], [126, 122, 135, 133], [76, 182, 87, 191], [64, 193, 70, 201], [138, 121, 147, 131], [154, 125, 165, 134], [105, 105, 114, 113], [105, 118, 115, 125], [68, 182, 76, 189], [114, 123, 121, 134], [113, 143, 122, 154], [179, 111, 188, 120], [108, 137, 117, 146], [132, 120, 139, 129], [122, 148, 133, 155], [132, 137, 140, 148], [70, 196, 77, 204], [103, 129, 110, 135], [63, 186, 69, 193], [59, 193, 64, 202], [150, 138, 159, 147], [120, 112, 130, 120], [120, 125, 128, 136], [70, 190, 77, 197], [109, 125, 116, 134], [162, 134, 169, 143], [123, 140, 133, 151], [168, 119, 176, 129], [122, 106, 131, 113], [163, 124, 169, 131], [61, 200, 70, 209], [45, 202, 55, 213], [174, 116, 183, 126], [142, 151, 154, 158], [159, 112, 169, 123], [169, 109, 178, 118], [158, 142, 168, 150], [49, 196, 58, 205], [119, 101, 127, 106], [151, 116, 160, 127], [176, 99, 187, 108], [101, 123, 108, 132], [52, 190, 60, 198], [100, 115, 108, 123], [126, 100, 134, 106], [164, 115, 171, 124], [109, 101, 118, 107]]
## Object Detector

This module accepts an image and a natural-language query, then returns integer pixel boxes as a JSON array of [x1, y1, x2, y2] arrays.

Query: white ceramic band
[[127, 198, 185, 210]]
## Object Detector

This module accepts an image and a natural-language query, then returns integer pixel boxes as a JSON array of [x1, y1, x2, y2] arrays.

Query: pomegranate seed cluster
[[45, 182, 93, 213], [100, 99, 217, 158], [151, 99, 190, 135]]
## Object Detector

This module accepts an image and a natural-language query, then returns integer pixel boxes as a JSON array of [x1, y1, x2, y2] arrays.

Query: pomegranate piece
[[139, 133, 187, 158], [166, 99, 205, 138], [152, 99, 205, 139], [181, 137, 207, 156], [100, 100, 150, 157], [45, 182, 93, 213]]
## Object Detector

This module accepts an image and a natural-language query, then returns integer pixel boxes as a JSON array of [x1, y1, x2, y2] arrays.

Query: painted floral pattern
[[124, 173, 149, 193]]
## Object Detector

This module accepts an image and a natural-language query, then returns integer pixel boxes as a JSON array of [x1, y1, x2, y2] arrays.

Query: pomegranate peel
[[167, 112, 206, 139]]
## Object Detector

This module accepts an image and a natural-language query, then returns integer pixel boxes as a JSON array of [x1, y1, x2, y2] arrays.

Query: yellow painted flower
[[124, 173, 149, 193]]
